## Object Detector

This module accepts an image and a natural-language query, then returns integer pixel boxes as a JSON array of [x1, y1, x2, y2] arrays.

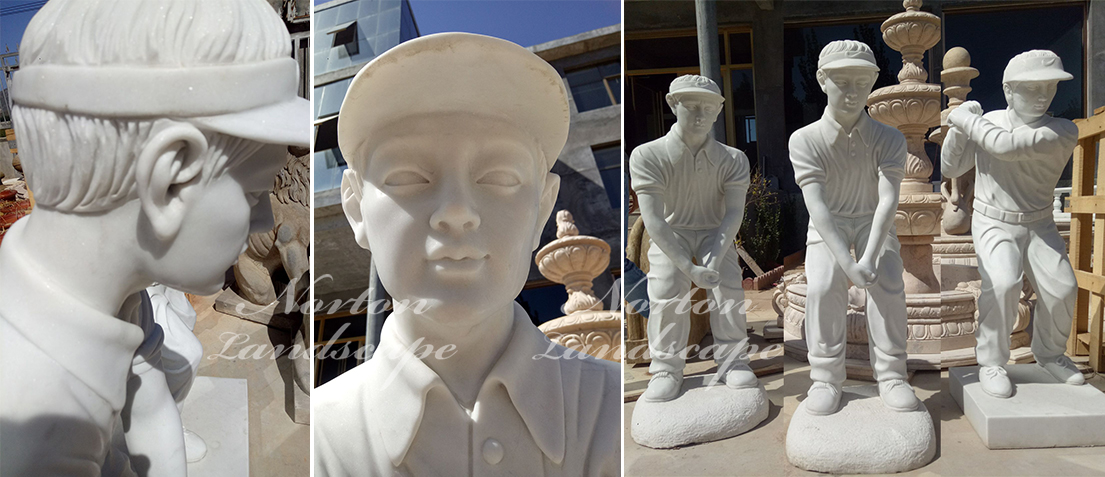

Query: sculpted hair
[[818, 39, 873, 63], [12, 0, 289, 212]]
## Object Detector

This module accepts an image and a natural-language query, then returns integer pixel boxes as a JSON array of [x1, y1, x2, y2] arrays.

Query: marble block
[[950, 364, 1105, 449], [631, 374, 769, 449], [786, 385, 935, 474], [181, 377, 249, 477]]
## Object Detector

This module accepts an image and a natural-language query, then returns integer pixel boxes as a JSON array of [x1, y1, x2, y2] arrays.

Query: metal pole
[[695, 0, 726, 142]]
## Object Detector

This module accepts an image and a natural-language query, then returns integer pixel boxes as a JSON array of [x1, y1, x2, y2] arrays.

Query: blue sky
[[406, 0, 619, 48], [1, 1, 42, 55]]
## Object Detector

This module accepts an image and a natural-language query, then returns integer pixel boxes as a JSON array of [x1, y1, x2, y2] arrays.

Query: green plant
[[736, 173, 782, 271]]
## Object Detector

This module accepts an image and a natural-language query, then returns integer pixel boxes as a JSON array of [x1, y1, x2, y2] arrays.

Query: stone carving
[[785, 38, 934, 474], [941, 49, 1083, 399], [627, 74, 766, 447], [311, 33, 619, 476], [534, 210, 621, 362], [233, 149, 310, 307], [934, 47, 980, 236], [0, 0, 309, 475]]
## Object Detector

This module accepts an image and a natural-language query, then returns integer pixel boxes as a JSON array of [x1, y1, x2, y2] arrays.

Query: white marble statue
[[311, 32, 620, 476], [0, 0, 309, 475], [628, 74, 756, 402], [789, 40, 919, 415], [941, 50, 1082, 398], [146, 285, 207, 463]]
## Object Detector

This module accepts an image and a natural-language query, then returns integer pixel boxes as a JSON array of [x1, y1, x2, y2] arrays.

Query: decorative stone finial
[[904, 0, 921, 12], [555, 209, 579, 239], [943, 46, 971, 69]]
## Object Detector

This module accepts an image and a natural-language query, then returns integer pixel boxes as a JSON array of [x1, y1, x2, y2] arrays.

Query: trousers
[[646, 228, 748, 376], [972, 211, 1076, 366], [805, 216, 908, 385]]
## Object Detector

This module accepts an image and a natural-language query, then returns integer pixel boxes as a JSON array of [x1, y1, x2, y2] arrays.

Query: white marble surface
[[181, 377, 249, 477], [786, 384, 935, 474], [951, 365, 1105, 449], [631, 374, 768, 449]]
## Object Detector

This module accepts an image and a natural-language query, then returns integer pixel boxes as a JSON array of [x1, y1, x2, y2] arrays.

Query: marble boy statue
[[628, 74, 756, 402], [312, 33, 620, 476], [941, 50, 1082, 398], [788, 40, 919, 415], [0, 0, 309, 475]]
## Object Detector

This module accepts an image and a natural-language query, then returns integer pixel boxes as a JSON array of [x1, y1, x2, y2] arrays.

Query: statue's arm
[[950, 104, 1076, 163], [706, 156, 749, 274], [940, 126, 975, 179], [637, 192, 694, 276], [123, 357, 187, 477]]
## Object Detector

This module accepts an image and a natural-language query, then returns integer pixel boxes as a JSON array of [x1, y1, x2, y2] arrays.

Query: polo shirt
[[789, 109, 907, 243], [0, 219, 163, 477], [629, 125, 750, 231], [313, 303, 621, 477]]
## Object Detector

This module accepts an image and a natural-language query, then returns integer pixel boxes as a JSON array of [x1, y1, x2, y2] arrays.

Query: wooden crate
[[1066, 105, 1105, 371]]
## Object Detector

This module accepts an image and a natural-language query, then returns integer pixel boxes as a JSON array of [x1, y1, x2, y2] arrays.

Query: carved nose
[[431, 201, 480, 233]]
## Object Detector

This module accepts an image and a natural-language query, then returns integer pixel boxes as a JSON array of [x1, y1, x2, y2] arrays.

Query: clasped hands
[[845, 254, 878, 289], [947, 100, 984, 134]]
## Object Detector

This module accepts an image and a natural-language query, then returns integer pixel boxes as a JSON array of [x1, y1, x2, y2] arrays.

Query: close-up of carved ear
[[532, 172, 560, 251], [341, 168, 371, 251], [136, 119, 209, 243]]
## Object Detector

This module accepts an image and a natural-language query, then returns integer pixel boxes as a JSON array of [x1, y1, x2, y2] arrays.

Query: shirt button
[[482, 438, 504, 465]]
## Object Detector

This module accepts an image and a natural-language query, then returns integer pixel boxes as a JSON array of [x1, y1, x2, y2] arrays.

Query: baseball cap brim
[[819, 58, 880, 71], [190, 97, 310, 148], [1005, 70, 1074, 83], [337, 32, 569, 170], [668, 87, 725, 102]]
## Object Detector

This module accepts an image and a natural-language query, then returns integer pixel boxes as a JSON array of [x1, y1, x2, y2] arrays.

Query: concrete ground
[[190, 292, 310, 476], [625, 289, 1105, 476]]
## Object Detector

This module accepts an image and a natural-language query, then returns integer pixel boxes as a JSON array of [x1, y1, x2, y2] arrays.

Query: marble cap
[[337, 32, 570, 170], [1003, 50, 1073, 84], [667, 75, 724, 102], [817, 40, 879, 72]]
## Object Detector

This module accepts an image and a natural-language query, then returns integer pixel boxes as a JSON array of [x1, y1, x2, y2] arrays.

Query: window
[[314, 312, 369, 386], [592, 144, 621, 211], [516, 284, 570, 326], [329, 20, 358, 54], [566, 62, 621, 113]]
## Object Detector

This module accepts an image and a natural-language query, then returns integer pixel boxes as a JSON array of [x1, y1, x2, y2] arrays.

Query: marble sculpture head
[[10, 0, 309, 295], [337, 32, 569, 323], [1001, 50, 1072, 121], [816, 40, 880, 116]]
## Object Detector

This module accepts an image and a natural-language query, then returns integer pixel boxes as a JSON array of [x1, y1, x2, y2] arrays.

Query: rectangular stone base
[[182, 376, 249, 476], [950, 365, 1105, 449]]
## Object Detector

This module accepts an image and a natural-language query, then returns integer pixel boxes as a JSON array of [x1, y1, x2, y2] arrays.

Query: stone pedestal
[[631, 374, 768, 448], [181, 376, 249, 477], [786, 385, 936, 474], [950, 365, 1105, 449]]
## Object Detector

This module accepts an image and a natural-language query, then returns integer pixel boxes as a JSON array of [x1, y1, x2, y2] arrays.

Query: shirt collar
[[820, 107, 876, 148], [367, 302, 566, 467], [665, 124, 726, 166], [0, 219, 146, 411]]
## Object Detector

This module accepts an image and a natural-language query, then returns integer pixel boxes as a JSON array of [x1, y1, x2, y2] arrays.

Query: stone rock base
[[181, 377, 249, 476], [786, 385, 935, 474], [950, 365, 1105, 449], [631, 374, 768, 449]]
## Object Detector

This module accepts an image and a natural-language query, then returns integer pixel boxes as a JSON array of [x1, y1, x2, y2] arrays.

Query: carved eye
[[477, 170, 521, 187], [385, 170, 430, 187]]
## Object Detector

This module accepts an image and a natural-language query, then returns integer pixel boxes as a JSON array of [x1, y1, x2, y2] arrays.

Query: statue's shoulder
[[1046, 115, 1079, 138], [631, 136, 668, 160]]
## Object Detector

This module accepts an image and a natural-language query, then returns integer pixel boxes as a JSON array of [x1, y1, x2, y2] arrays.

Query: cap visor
[[1008, 71, 1074, 83], [669, 88, 725, 102], [820, 59, 880, 71], [190, 97, 310, 148]]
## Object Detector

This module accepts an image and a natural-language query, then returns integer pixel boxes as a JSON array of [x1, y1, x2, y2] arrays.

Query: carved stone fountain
[[535, 210, 621, 362]]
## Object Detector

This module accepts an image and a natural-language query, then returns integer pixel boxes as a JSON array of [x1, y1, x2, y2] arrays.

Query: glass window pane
[[320, 314, 368, 342], [571, 81, 612, 112], [626, 36, 699, 70], [729, 32, 752, 65], [318, 78, 352, 118], [606, 76, 621, 104], [516, 286, 570, 325]]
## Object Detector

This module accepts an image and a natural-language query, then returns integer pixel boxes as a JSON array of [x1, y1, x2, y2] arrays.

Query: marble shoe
[[723, 364, 759, 389], [1039, 355, 1085, 385], [979, 365, 1013, 398], [878, 379, 920, 412], [641, 371, 683, 402], [805, 381, 841, 415]]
